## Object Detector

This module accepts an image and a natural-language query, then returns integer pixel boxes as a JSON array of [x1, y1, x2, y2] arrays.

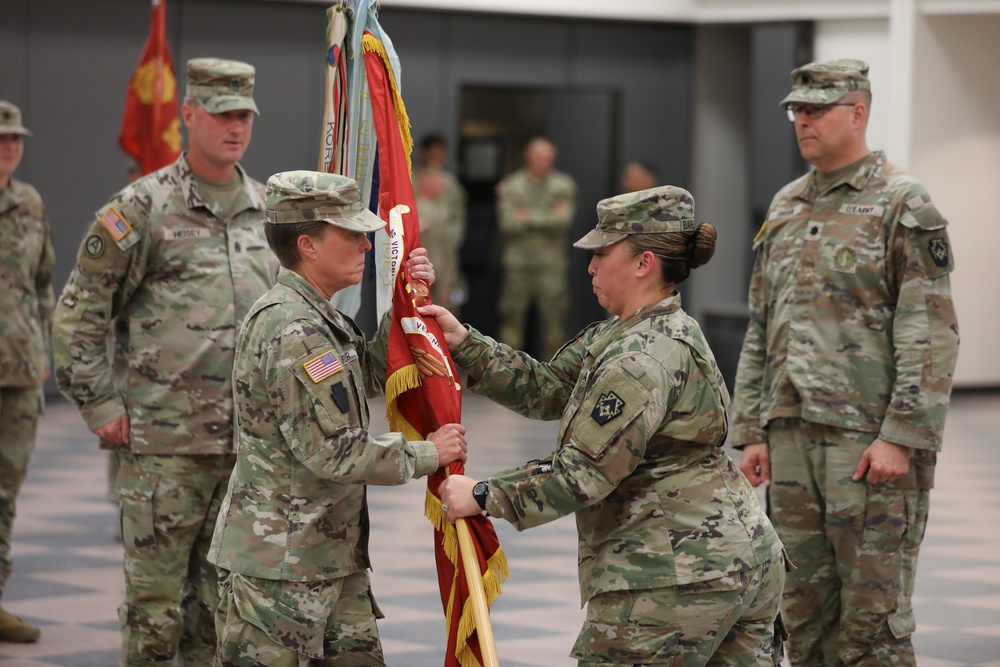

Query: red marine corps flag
[[361, 26, 508, 667], [119, 0, 181, 175]]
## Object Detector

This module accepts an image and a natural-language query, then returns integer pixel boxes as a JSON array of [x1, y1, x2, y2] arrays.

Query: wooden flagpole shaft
[[454, 515, 501, 667]]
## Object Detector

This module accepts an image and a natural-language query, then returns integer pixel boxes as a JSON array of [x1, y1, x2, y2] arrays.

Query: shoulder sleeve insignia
[[303, 349, 343, 383], [591, 390, 625, 426], [928, 238, 950, 267], [99, 206, 133, 241]]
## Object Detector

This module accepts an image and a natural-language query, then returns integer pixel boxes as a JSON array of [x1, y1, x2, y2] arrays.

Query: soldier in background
[[209, 171, 468, 665], [495, 136, 577, 359], [431, 186, 784, 666], [0, 101, 53, 644], [732, 59, 960, 666], [619, 160, 659, 193], [53, 59, 277, 666], [412, 134, 467, 314]]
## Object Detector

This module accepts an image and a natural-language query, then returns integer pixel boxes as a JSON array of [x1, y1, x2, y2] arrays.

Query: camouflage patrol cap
[[265, 170, 384, 232], [186, 58, 259, 115], [779, 58, 871, 108], [574, 185, 697, 250], [0, 101, 32, 137]]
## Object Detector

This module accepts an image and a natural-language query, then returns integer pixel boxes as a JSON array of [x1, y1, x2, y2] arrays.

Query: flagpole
[[444, 464, 500, 667]]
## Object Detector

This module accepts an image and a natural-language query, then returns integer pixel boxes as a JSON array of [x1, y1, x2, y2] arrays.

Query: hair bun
[[688, 222, 718, 269]]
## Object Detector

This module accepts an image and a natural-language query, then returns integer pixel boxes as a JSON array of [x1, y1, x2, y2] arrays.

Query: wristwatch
[[472, 481, 489, 512]]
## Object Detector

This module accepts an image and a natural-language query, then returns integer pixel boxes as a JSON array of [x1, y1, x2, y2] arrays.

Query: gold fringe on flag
[[425, 490, 510, 667], [361, 32, 413, 174]]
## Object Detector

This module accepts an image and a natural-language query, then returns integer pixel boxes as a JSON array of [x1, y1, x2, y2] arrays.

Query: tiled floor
[[1, 391, 998, 666]]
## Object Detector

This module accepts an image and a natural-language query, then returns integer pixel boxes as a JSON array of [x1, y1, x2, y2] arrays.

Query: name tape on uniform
[[163, 228, 211, 241]]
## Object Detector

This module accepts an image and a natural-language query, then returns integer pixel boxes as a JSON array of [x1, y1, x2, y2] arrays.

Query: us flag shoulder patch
[[304, 350, 343, 383], [99, 207, 132, 241]]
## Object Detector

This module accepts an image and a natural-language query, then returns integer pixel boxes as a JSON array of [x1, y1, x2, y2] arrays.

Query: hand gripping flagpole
[[446, 467, 500, 667]]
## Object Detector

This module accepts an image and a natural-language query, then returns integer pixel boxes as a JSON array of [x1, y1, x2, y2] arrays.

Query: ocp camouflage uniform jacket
[[0, 178, 54, 387], [53, 154, 278, 454], [495, 168, 577, 272], [732, 151, 960, 453], [452, 293, 781, 605], [208, 268, 440, 581]]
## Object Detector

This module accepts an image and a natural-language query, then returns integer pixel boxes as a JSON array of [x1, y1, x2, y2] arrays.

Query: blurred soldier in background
[[495, 136, 577, 359], [0, 100, 54, 644], [412, 134, 467, 314], [619, 160, 659, 193]]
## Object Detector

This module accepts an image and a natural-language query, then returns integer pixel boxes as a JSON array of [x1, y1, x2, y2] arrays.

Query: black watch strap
[[472, 481, 489, 511]]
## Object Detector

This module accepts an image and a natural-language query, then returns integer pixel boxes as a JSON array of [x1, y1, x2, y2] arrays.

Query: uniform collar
[[177, 153, 265, 219], [276, 266, 353, 332], [793, 150, 884, 202]]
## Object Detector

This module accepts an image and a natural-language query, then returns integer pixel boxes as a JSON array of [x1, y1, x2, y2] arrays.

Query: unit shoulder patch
[[591, 390, 625, 426]]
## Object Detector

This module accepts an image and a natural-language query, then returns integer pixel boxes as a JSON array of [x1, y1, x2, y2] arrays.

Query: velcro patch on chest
[[303, 349, 343, 383], [591, 391, 625, 425], [99, 206, 132, 241]]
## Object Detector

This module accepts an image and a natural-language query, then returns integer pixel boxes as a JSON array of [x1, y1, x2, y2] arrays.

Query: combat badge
[[330, 381, 349, 414], [928, 238, 949, 267], [85, 234, 105, 258], [834, 247, 856, 271], [591, 391, 624, 426]]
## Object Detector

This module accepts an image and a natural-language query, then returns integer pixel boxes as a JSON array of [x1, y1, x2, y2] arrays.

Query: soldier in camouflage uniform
[[412, 134, 467, 314], [0, 101, 52, 644], [208, 171, 468, 666], [732, 60, 960, 666], [495, 137, 577, 358], [53, 59, 278, 666], [430, 186, 785, 666]]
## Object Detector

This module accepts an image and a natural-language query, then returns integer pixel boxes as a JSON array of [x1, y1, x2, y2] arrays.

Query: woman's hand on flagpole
[[406, 247, 435, 286], [429, 423, 468, 467], [417, 303, 469, 349], [438, 474, 480, 522]]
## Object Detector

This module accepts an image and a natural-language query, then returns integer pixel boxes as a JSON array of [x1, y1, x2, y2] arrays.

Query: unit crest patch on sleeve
[[591, 391, 625, 426]]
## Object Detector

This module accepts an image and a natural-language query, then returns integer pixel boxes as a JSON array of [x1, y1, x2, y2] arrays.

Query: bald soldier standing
[[0, 101, 54, 644], [496, 137, 577, 358], [732, 60, 960, 666], [54, 59, 277, 666]]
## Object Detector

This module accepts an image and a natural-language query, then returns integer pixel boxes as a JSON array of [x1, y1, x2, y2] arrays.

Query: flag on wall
[[119, 0, 181, 175], [360, 20, 508, 667]]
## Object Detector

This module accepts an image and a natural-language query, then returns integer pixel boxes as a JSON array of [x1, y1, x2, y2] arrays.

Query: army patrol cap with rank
[[574, 185, 697, 249], [265, 170, 384, 232], [779, 58, 871, 108], [0, 101, 32, 137], [186, 58, 259, 115]]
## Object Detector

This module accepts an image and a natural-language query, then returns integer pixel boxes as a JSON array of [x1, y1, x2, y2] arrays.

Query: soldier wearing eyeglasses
[[732, 59, 960, 666]]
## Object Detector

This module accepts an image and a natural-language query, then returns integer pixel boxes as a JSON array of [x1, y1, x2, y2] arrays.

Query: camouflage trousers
[[118, 452, 236, 667], [214, 570, 385, 666], [768, 419, 933, 667], [571, 555, 786, 666], [497, 266, 569, 359], [0, 386, 42, 598]]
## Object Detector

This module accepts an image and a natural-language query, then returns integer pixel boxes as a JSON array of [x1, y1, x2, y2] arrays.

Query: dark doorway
[[456, 85, 618, 356]]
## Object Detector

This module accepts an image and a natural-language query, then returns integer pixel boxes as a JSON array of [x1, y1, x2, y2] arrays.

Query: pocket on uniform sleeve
[[569, 368, 651, 461], [229, 573, 327, 660]]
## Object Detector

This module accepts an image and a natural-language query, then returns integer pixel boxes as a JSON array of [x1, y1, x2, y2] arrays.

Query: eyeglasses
[[785, 103, 856, 122]]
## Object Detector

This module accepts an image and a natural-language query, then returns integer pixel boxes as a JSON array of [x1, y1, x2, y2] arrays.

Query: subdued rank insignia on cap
[[928, 238, 949, 267], [99, 207, 132, 241], [303, 349, 343, 383], [330, 381, 349, 413], [0, 110, 11, 122], [591, 391, 625, 426]]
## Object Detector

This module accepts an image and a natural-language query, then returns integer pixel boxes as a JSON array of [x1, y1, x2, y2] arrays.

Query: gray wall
[[2, 0, 693, 348]]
